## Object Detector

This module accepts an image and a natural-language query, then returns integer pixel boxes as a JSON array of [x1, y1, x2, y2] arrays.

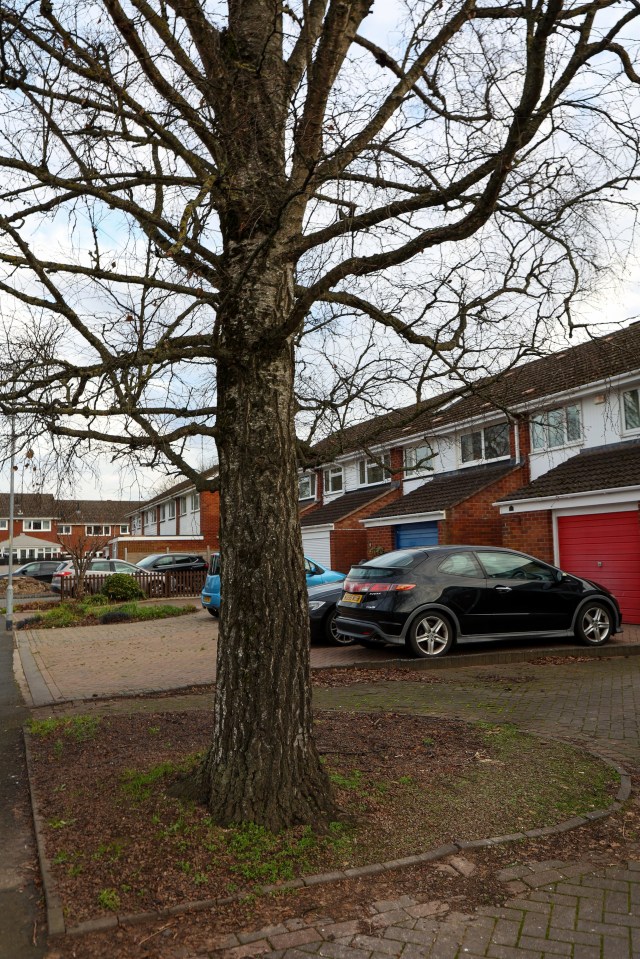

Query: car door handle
[[495, 586, 512, 592]]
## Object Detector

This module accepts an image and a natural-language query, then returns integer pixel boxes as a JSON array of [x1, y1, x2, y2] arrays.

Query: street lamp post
[[6, 415, 16, 631]]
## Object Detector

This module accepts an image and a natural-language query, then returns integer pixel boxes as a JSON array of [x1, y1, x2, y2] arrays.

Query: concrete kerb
[[23, 727, 634, 941]]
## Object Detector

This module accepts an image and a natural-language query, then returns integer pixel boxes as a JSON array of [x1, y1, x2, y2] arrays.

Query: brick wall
[[365, 525, 395, 557], [199, 491, 221, 551], [330, 527, 368, 573], [441, 465, 529, 547], [501, 509, 554, 563]]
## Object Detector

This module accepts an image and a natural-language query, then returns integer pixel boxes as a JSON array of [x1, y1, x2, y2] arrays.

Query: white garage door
[[301, 528, 332, 569]]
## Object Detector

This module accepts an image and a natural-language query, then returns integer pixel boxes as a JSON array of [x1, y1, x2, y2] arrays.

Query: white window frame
[[23, 519, 52, 532], [85, 525, 111, 536], [404, 443, 434, 476], [178, 496, 187, 516], [622, 387, 640, 434], [459, 423, 510, 465], [0, 519, 7, 530], [58, 524, 72, 535], [298, 473, 316, 500], [190, 492, 199, 512], [323, 466, 343, 495], [358, 454, 391, 486], [168, 500, 176, 520], [119, 524, 129, 534], [530, 403, 582, 452], [159, 504, 166, 522]]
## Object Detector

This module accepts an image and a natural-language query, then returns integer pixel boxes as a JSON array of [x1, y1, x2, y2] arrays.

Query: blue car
[[201, 554, 345, 616]]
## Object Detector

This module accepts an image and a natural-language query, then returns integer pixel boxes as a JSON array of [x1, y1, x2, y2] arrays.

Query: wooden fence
[[59, 569, 208, 600]]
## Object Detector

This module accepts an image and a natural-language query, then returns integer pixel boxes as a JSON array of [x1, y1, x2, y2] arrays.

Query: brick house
[[0, 494, 139, 564], [107, 468, 220, 563], [299, 323, 640, 622]]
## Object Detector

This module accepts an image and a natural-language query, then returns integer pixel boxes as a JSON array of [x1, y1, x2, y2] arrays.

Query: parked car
[[51, 558, 145, 593], [336, 546, 622, 658], [201, 554, 345, 616], [0, 560, 65, 584], [308, 582, 355, 646], [136, 553, 208, 573]]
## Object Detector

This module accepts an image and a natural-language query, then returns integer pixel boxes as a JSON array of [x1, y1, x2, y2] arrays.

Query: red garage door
[[557, 510, 640, 624]]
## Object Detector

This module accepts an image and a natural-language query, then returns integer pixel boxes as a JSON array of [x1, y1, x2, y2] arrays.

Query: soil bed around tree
[[26, 709, 619, 929]]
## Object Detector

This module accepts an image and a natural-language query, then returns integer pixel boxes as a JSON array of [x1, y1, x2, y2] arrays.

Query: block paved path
[[204, 659, 640, 959]]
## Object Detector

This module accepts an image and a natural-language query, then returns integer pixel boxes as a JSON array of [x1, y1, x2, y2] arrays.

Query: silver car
[[51, 558, 146, 594]]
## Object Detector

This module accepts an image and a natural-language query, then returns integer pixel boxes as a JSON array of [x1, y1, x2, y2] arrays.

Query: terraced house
[[0, 495, 139, 563], [299, 323, 640, 624], [107, 467, 220, 563]]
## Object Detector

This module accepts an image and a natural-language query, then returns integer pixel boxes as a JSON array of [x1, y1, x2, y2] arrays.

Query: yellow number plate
[[341, 592, 363, 604]]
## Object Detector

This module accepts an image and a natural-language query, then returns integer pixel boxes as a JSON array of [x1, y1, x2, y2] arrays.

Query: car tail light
[[344, 580, 416, 593], [56, 570, 73, 577]]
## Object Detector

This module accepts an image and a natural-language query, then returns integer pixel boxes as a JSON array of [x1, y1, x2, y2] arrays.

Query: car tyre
[[575, 602, 612, 646], [325, 608, 355, 646], [407, 611, 454, 658], [206, 607, 219, 617]]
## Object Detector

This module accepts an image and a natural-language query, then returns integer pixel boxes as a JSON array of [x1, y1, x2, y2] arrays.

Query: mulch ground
[[26, 703, 634, 959]]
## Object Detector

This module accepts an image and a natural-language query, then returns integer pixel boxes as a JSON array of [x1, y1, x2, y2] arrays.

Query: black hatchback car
[[136, 553, 208, 573], [336, 546, 622, 658]]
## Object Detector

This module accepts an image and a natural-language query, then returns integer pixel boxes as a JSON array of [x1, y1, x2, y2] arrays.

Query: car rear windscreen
[[349, 550, 426, 580]]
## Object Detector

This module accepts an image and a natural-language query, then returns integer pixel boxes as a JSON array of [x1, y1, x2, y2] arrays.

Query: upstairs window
[[623, 388, 640, 432], [178, 496, 187, 516], [460, 424, 509, 464], [0, 519, 7, 530], [159, 504, 166, 522], [359, 454, 391, 486], [404, 443, 434, 475], [298, 473, 316, 500], [86, 525, 111, 536], [531, 404, 581, 451], [168, 500, 176, 520], [24, 519, 51, 531], [323, 466, 343, 494], [119, 524, 129, 535], [58, 524, 72, 535], [190, 493, 199, 511]]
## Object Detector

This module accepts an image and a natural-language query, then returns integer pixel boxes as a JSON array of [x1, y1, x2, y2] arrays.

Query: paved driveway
[[14, 609, 640, 708]]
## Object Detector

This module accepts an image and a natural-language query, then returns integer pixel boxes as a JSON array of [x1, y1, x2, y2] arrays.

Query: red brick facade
[[501, 509, 554, 563]]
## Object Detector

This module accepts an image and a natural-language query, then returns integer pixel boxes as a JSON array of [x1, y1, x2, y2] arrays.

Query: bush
[[82, 593, 110, 606], [102, 574, 143, 602]]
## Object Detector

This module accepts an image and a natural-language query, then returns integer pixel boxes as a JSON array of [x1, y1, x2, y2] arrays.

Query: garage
[[557, 510, 640, 624], [301, 527, 332, 569], [395, 521, 439, 549]]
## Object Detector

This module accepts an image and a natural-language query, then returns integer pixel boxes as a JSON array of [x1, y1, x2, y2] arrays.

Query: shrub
[[102, 574, 143, 602], [83, 593, 110, 606]]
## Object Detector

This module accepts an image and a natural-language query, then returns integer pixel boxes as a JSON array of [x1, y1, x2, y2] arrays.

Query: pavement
[[5, 609, 640, 958]]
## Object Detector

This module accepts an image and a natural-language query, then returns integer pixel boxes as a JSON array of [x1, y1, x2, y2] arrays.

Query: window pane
[[366, 461, 384, 484], [623, 389, 640, 430], [484, 424, 510, 459], [438, 553, 481, 577], [461, 431, 482, 463], [406, 444, 432, 474], [547, 408, 565, 448], [566, 404, 581, 442], [359, 461, 366, 484], [531, 417, 546, 450]]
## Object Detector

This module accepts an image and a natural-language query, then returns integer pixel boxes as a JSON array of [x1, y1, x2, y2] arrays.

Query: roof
[[133, 466, 219, 512], [311, 322, 640, 459], [498, 441, 640, 503], [0, 493, 140, 523], [56, 500, 141, 523], [369, 462, 518, 519], [300, 483, 398, 527], [0, 493, 57, 517]]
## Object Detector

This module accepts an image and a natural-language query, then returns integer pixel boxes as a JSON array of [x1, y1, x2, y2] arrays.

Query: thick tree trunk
[[191, 260, 338, 830]]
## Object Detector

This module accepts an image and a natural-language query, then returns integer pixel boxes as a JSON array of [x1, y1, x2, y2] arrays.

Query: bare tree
[[0, 0, 639, 828], [55, 525, 108, 599]]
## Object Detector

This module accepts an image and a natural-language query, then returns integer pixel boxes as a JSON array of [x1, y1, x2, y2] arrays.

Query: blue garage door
[[395, 521, 439, 549]]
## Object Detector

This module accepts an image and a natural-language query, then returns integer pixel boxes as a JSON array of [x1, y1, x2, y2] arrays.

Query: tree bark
[[189, 254, 338, 830]]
